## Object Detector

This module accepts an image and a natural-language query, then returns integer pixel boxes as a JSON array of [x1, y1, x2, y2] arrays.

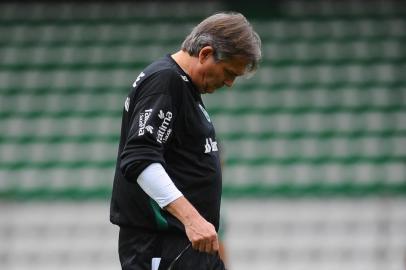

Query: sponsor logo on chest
[[157, 110, 173, 143], [204, 137, 218, 153], [138, 109, 153, 136]]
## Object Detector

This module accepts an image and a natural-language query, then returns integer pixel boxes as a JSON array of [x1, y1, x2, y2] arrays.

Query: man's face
[[195, 48, 249, 94]]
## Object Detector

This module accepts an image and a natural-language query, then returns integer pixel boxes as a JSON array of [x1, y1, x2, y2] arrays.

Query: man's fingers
[[191, 236, 218, 253], [204, 239, 212, 253], [208, 236, 219, 254], [191, 237, 204, 252], [212, 237, 219, 253], [192, 241, 201, 253], [192, 237, 219, 253]]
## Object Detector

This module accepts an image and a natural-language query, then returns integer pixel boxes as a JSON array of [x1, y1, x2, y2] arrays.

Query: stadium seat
[[0, 1, 405, 270]]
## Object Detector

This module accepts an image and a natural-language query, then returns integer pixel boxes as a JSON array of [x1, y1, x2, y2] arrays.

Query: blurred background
[[0, 1, 405, 269]]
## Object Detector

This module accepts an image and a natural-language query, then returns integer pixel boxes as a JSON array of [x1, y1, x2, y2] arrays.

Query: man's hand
[[164, 196, 219, 254], [184, 213, 219, 253]]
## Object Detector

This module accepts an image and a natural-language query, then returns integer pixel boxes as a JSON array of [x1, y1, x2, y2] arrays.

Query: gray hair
[[181, 12, 262, 73]]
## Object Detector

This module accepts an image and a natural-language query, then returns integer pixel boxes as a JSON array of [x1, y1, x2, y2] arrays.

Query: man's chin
[[200, 88, 212, 94], [204, 86, 220, 94], [206, 89, 216, 94], [201, 84, 223, 94]]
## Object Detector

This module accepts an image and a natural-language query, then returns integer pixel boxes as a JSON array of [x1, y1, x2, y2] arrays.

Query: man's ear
[[198, 46, 214, 64]]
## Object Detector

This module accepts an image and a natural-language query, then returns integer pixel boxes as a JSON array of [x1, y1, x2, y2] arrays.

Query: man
[[110, 12, 261, 270]]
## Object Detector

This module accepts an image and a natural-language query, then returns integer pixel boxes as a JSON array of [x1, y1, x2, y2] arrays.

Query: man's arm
[[137, 163, 219, 254]]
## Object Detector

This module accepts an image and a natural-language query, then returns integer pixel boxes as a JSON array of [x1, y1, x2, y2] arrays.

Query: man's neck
[[171, 50, 196, 76]]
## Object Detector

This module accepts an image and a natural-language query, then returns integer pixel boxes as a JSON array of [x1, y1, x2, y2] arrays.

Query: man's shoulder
[[139, 57, 183, 86], [145, 56, 178, 76], [129, 57, 188, 101]]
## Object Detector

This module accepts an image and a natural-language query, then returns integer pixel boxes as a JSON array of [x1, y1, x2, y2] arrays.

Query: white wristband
[[137, 163, 183, 208]]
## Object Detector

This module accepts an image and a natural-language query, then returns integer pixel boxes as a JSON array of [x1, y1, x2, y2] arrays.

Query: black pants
[[119, 227, 226, 270]]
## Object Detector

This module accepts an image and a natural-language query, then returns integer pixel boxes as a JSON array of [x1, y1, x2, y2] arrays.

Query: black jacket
[[110, 55, 222, 233]]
